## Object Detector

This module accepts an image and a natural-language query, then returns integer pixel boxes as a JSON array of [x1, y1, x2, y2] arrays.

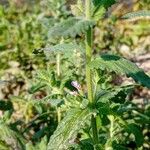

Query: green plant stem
[[57, 107, 61, 123], [85, 28, 93, 104], [108, 115, 114, 138], [56, 53, 61, 123], [85, 0, 99, 145], [56, 53, 61, 77]]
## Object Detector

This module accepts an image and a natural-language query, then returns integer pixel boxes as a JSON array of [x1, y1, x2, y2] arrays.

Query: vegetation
[[0, 0, 150, 149]]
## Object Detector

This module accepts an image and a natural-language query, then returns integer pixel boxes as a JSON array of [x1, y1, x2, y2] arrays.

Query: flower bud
[[71, 81, 81, 91]]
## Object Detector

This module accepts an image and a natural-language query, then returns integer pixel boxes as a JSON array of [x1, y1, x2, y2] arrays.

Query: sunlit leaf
[[92, 0, 116, 20], [47, 108, 93, 150], [48, 17, 95, 39], [43, 42, 84, 59], [121, 10, 150, 20], [90, 54, 150, 88]]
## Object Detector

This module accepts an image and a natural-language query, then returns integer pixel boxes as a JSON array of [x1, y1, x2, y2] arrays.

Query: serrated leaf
[[47, 108, 93, 150], [44, 43, 84, 56], [96, 85, 134, 103], [116, 102, 137, 115], [48, 17, 95, 39], [46, 99, 64, 107], [93, 7, 106, 20], [71, 0, 84, 17], [90, 54, 150, 88], [92, 0, 116, 20], [36, 70, 56, 87], [121, 10, 150, 20]]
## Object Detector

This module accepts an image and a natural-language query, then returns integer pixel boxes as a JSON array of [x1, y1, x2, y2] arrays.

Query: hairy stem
[[56, 53, 61, 77], [57, 107, 61, 123], [86, 28, 93, 104], [85, 0, 99, 144], [108, 115, 114, 138], [56, 53, 61, 123]]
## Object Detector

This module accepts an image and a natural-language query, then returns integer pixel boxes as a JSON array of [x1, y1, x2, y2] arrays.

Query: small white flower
[[71, 81, 81, 90]]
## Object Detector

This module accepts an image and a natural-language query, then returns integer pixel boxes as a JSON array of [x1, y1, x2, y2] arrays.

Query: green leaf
[[97, 86, 134, 116], [36, 70, 57, 87], [125, 124, 144, 147], [28, 82, 46, 94], [90, 54, 150, 88], [133, 110, 150, 124], [0, 123, 26, 150], [92, 0, 116, 20], [93, 0, 116, 7], [37, 136, 47, 150], [48, 17, 95, 39], [121, 10, 150, 20], [70, 0, 84, 17], [26, 136, 47, 150], [44, 43, 84, 57], [26, 143, 35, 150], [96, 85, 134, 103], [0, 140, 11, 150], [46, 99, 64, 107], [47, 108, 93, 150], [92, 7, 106, 20]]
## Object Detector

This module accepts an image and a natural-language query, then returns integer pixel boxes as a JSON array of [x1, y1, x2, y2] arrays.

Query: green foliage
[[34, 69, 66, 94], [90, 54, 150, 88], [44, 42, 84, 58], [0, 2, 46, 70], [48, 17, 95, 39], [92, 0, 116, 20], [0, 122, 26, 150], [0, 140, 11, 150], [93, 0, 116, 6], [0, 0, 150, 149], [47, 0, 69, 18], [70, 0, 84, 17], [47, 108, 93, 150], [125, 123, 144, 147], [28, 82, 46, 94], [121, 10, 150, 20], [96, 85, 134, 103], [26, 136, 47, 150]]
